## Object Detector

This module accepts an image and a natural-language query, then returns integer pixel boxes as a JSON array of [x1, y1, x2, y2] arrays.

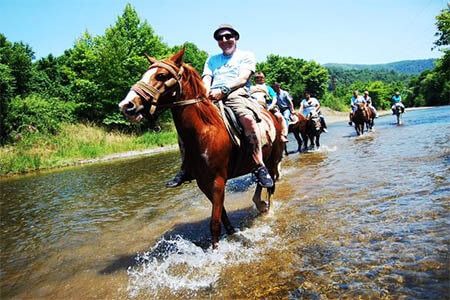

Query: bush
[[4, 93, 78, 141]]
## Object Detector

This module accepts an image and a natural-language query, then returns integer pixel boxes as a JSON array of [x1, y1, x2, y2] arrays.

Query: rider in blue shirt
[[391, 91, 405, 114], [349, 90, 366, 125]]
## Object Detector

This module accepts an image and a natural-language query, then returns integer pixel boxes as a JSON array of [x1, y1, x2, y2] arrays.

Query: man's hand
[[209, 89, 224, 100]]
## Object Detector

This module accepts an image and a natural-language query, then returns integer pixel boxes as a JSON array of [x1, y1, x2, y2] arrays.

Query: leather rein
[[130, 61, 203, 115]]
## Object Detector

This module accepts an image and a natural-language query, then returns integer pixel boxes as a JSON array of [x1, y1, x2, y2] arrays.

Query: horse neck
[[170, 73, 221, 138]]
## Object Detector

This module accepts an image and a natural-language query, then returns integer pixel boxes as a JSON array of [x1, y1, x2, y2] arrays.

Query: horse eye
[[155, 73, 166, 81]]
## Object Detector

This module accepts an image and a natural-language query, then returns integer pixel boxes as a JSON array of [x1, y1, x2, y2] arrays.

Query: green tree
[[64, 4, 171, 124], [257, 55, 329, 106], [171, 42, 208, 74], [407, 5, 450, 106]]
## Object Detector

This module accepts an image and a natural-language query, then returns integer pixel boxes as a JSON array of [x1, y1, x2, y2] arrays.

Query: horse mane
[[175, 61, 224, 127]]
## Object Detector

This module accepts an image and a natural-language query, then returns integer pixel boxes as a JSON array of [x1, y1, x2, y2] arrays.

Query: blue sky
[[1, 0, 447, 64]]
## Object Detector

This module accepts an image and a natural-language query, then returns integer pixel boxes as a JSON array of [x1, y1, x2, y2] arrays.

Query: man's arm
[[202, 74, 212, 96], [299, 102, 304, 114], [209, 69, 253, 100], [287, 94, 294, 111], [268, 96, 277, 110]]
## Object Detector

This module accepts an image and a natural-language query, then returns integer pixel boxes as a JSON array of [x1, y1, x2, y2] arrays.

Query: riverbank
[[0, 123, 178, 176], [0, 107, 428, 177]]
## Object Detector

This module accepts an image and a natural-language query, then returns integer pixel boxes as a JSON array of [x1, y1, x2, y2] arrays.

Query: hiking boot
[[253, 165, 274, 188], [166, 169, 191, 188], [348, 121, 352, 126], [281, 135, 289, 143]]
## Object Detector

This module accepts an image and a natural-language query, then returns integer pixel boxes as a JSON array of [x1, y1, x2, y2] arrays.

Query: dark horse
[[352, 103, 371, 136], [393, 103, 404, 125], [303, 111, 323, 150], [119, 49, 284, 249], [285, 111, 322, 154]]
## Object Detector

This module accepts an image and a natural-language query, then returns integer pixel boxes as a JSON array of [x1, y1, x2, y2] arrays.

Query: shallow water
[[1, 107, 449, 299]]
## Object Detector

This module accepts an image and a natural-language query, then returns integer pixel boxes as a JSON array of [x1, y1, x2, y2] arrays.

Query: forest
[[0, 3, 448, 173]]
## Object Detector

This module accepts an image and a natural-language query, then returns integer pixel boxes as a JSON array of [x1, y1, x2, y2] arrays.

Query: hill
[[323, 58, 436, 74]]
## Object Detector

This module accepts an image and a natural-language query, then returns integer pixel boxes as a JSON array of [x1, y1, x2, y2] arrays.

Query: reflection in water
[[1, 107, 449, 299]]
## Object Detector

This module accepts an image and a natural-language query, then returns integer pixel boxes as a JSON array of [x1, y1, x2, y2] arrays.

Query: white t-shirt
[[301, 97, 320, 116], [202, 49, 256, 90]]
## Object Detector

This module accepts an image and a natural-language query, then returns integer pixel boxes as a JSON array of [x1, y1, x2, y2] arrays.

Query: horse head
[[119, 48, 206, 123], [308, 111, 322, 132]]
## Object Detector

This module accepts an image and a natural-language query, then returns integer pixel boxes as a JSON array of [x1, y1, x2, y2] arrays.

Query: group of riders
[[349, 89, 405, 126], [166, 24, 405, 189]]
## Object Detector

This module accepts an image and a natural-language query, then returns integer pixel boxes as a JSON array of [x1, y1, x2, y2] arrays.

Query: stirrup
[[253, 165, 274, 188], [166, 170, 191, 188]]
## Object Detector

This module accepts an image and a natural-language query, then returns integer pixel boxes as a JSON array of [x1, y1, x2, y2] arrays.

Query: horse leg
[[221, 207, 235, 235], [316, 133, 320, 149], [203, 176, 226, 249], [252, 184, 269, 213], [301, 132, 308, 151], [294, 131, 302, 153]]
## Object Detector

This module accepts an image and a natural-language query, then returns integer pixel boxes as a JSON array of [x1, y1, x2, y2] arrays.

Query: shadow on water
[[99, 205, 259, 275]]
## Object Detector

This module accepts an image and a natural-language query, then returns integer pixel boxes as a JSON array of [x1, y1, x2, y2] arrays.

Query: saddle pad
[[216, 102, 277, 147]]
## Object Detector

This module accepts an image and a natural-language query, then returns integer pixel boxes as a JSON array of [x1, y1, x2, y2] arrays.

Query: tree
[[257, 55, 329, 106], [171, 42, 208, 74], [406, 5, 450, 107], [433, 3, 450, 49], [62, 4, 171, 123]]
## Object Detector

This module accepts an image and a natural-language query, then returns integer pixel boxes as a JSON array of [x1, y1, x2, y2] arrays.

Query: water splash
[[127, 223, 280, 298]]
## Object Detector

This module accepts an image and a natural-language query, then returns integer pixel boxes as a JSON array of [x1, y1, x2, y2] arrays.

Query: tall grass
[[0, 123, 177, 175]]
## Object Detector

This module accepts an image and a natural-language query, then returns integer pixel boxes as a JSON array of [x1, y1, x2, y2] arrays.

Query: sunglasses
[[216, 34, 235, 41]]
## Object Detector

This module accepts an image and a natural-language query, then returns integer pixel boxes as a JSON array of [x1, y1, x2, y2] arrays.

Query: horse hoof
[[255, 201, 269, 213]]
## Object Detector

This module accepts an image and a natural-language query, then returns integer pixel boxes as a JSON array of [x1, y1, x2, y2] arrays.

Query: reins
[[130, 61, 203, 115]]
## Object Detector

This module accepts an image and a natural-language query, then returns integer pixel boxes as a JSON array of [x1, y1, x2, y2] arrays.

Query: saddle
[[288, 113, 299, 125], [214, 101, 276, 148]]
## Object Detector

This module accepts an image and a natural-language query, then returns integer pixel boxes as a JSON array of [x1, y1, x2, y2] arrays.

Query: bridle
[[130, 61, 203, 116]]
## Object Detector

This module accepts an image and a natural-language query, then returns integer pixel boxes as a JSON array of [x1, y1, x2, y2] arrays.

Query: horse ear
[[145, 54, 156, 65], [170, 47, 185, 66]]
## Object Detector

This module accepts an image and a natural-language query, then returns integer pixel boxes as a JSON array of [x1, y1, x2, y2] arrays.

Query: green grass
[[0, 123, 178, 175]]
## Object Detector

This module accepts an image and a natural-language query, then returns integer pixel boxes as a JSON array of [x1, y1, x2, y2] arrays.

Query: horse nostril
[[125, 102, 136, 114]]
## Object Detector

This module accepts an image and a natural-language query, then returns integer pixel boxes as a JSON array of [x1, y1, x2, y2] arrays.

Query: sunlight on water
[[127, 223, 281, 298]]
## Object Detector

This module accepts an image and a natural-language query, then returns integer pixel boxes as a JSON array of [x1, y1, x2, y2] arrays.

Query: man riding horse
[[349, 90, 366, 126], [166, 24, 274, 188]]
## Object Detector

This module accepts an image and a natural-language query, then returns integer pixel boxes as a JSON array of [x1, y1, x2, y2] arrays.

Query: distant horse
[[352, 103, 369, 136], [365, 106, 375, 132], [118, 49, 284, 249], [393, 103, 404, 125], [285, 111, 322, 153], [304, 111, 323, 150], [286, 112, 307, 154]]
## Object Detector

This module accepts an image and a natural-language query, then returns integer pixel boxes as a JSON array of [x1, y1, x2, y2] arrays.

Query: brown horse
[[118, 49, 284, 249], [286, 112, 306, 154], [286, 111, 322, 153], [352, 103, 370, 136]]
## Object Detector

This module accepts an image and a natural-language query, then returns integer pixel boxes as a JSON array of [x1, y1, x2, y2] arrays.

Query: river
[[1, 106, 449, 299]]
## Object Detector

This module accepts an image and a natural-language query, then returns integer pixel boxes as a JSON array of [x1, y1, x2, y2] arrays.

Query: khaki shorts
[[224, 87, 262, 122]]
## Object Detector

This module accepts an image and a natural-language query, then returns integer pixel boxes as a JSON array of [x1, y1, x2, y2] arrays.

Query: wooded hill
[[323, 58, 436, 74]]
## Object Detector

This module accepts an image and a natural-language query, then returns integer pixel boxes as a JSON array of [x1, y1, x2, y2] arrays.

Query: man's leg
[[370, 105, 378, 118], [274, 111, 289, 142], [166, 137, 191, 187], [320, 114, 328, 132], [239, 114, 274, 188], [225, 88, 274, 188]]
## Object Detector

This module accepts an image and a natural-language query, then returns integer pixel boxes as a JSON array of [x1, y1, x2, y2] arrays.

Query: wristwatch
[[220, 86, 231, 96]]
